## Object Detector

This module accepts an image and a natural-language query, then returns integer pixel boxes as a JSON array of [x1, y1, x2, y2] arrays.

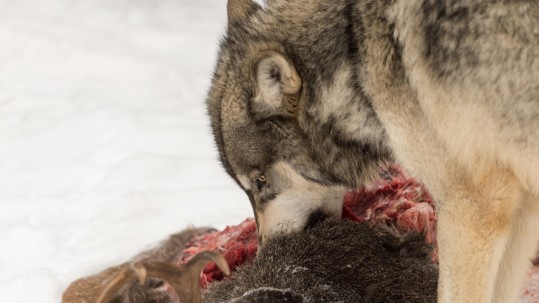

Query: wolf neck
[[288, 0, 398, 187]]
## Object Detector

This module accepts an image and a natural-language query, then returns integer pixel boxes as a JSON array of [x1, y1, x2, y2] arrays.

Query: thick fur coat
[[207, 0, 539, 302]]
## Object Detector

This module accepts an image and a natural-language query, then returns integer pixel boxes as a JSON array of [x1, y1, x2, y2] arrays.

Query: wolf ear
[[251, 51, 302, 120], [228, 0, 261, 23]]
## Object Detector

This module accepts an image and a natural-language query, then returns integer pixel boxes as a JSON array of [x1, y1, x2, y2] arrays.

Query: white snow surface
[[4, 1, 538, 302], [0, 1, 252, 302]]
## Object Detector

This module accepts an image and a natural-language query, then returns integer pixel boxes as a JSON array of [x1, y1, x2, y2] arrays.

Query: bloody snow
[[180, 165, 539, 301]]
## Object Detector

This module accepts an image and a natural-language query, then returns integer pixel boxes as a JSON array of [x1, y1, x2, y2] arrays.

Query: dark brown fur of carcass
[[202, 219, 437, 303]]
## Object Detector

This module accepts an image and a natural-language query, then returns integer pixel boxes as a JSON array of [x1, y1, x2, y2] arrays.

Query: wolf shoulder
[[390, 0, 539, 84], [387, 0, 539, 133], [355, 0, 539, 192]]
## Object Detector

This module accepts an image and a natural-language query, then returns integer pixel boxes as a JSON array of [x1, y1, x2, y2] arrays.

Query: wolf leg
[[492, 192, 539, 303], [435, 169, 522, 303]]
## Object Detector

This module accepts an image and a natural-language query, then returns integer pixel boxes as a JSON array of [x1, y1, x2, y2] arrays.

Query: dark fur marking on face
[[256, 116, 296, 140], [259, 192, 277, 204], [302, 115, 391, 187], [304, 209, 329, 229]]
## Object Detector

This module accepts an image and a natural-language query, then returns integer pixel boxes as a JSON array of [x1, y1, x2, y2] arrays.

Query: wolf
[[207, 0, 539, 302]]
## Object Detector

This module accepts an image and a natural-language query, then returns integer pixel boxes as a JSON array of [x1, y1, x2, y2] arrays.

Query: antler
[[96, 251, 230, 303]]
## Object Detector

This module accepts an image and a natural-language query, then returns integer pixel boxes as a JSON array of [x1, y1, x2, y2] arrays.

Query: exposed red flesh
[[181, 219, 257, 287], [523, 266, 539, 303], [179, 165, 539, 300], [342, 165, 437, 251]]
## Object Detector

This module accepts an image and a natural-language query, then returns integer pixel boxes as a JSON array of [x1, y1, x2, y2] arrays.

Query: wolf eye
[[255, 175, 267, 191]]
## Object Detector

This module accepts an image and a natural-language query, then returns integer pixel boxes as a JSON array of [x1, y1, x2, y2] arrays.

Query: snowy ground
[[0, 1, 252, 302], [1, 1, 537, 303]]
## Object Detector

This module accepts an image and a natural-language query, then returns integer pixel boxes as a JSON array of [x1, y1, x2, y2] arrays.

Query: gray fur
[[207, 0, 539, 301], [207, 0, 393, 190]]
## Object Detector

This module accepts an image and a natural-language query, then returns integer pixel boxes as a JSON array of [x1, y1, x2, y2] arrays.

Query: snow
[[0, 1, 251, 302], [1, 1, 537, 302]]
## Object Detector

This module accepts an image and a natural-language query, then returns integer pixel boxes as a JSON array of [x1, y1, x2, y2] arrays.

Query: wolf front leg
[[435, 168, 524, 303], [492, 192, 539, 303]]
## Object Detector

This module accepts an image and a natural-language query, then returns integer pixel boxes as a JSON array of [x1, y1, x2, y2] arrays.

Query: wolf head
[[207, 0, 392, 241]]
